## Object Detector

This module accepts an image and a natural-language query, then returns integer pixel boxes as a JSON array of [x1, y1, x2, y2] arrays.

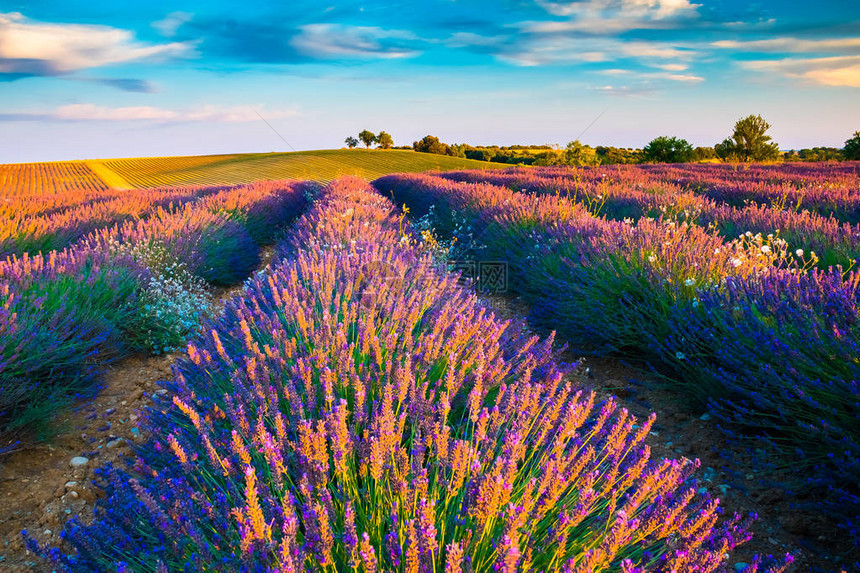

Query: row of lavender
[[32, 177, 789, 572], [0, 185, 233, 259], [437, 165, 860, 269], [0, 181, 309, 453], [374, 173, 860, 558]]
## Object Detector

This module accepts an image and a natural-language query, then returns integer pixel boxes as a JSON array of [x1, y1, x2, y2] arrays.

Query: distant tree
[[718, 115, 780, 162], [798, 147, 842, 161], [358, 130, 378, 149], [714, 138, 738, 162], [376, 131, 394, 149], [413, 135, 456, 156], [595, 146, 641, 164], [534, 149, 567, 166], [465, 149, 494, 162], [344, 136, 359, 149], [844, 131, 860, 160], [692, 146, 716, 161], [564, 140, 600, 166], [642, 136, 694, 163]]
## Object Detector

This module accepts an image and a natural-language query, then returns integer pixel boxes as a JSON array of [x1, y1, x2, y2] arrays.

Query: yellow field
[[98, 149, 505, 188], [0, 161, 110, 196], [0, 150, 506, 193]]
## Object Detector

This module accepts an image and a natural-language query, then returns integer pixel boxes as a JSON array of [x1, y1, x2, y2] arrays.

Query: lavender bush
[[30, 178, 781, 572]]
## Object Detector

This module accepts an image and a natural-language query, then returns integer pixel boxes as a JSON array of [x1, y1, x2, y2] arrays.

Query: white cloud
[[152, 12, 193, 38], [741, 55, 860, 87], [291, 24, 419, 60], [497, 36, 695, 66], [445, 32, 506, 49], [0, 12, 193, 76], [56, 104, 177, 121], [529, 0, 700, 33], [654, 63, 688, 71], [6, 104, 299, 123], [661, 72, 704, 82], [713, 37, 860, 54], [620, 41, 691, 59]]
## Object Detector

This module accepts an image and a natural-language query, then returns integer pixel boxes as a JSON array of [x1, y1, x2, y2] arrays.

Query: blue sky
[[1, 0, 858, 162]]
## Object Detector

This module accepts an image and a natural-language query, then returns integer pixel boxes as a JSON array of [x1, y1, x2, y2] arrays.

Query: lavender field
[[3, 162, 859, 571]]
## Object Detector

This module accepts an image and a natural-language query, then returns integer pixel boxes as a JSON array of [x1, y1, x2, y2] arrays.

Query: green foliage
[[412, 135, 457, 156], [375, 131, 394, 149], [642, 136, 694, 163], [797, 147, 843, 161], [692, 146, 716, 161], [358, 130, 377, 149], [465, 148, 494, 162], [717, 114, 780, 162], [564, 140, 600, 166], [595, 146, 642, 164], [714, 138, 738, 162], [344, 136, 359, 149], [844, 131, 860, 160]]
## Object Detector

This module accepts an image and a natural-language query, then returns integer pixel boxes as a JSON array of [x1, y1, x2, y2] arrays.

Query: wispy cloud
[[0, 103, 299, 123], [713, 37, 860, 54], [529, 0, 701, 34], [152, 12, 194, 38], [741, 55, 860, 87], [591, 84, 657, 97], [90, 78, 157, 93], [290, 24, 420, 60], [0, 12, 193, 78], [494, 36, 696, 67]]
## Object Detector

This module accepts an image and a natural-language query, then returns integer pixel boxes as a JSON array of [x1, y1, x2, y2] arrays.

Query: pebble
[[734, 563, 748, 572], [130, 428, 141, 438], [43, 530, 52, 537], [65, 481, 78, 488], [155, 389, 168, 397], [69, 457, 89, 468], [768, 537, 779, 546], [106, 438, 124, 449], [699, 413, 712, 421], [105, 408, 116, 416]]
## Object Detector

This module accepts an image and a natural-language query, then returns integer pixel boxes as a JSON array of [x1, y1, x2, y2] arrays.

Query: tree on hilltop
[[642, 136, 694, 163], [413, 135, 457, 156], [716, 114, 779, 162], [344, 136, 359, 149], [358, 130, 378, 149], [376, 131, 394, 149], [844, 131, 860, 160]]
